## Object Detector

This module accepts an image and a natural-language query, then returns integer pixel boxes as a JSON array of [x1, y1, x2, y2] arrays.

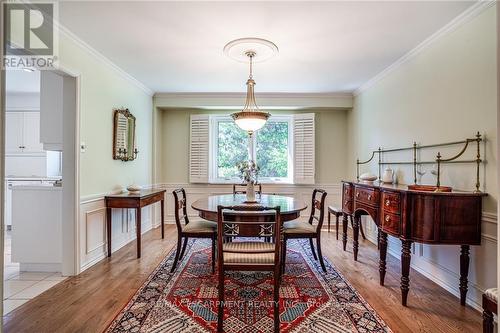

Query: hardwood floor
[[3, 225, 482, 332]]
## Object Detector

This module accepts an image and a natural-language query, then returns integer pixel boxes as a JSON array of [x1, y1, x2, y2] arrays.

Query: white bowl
[[127, 184, 142, 193], [359, 173, 377, 181]]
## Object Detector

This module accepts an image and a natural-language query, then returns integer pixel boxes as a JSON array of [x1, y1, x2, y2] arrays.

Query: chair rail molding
[[156, 182, 341, 224]]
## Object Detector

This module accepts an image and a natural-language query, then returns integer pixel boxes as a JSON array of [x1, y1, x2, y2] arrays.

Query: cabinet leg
[[379, 231, 388, 286], [136, 208, 142, 258], [352, 215, 359, 261], [106, 207, 112, 257], [460, 245, 470, 306], [377, 229, 381, 250], [342, 214, 348, 251], [401, 240, 412, 306]]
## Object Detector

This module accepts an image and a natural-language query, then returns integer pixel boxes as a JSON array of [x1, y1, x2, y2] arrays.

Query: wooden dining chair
[[171, 188, 217, 273], [282, 189, 328, 272], [216, 204, 282, 333], [232, 183, 263, 195]]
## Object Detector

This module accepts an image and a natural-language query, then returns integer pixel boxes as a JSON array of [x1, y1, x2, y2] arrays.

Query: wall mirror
[[113, 108, 137, 161]]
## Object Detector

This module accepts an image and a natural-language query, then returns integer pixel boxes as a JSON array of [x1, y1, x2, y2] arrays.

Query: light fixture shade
[[232, 111, 269, 132], [231, 76, 270, 134]]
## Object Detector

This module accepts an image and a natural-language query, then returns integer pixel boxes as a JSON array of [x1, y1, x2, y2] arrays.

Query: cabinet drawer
[[343, 183, 353, 197], [343, 200, 353, 214], [381, 211, 400, 235], [382, 191, 401, 214], [354, 187, 379, 206]]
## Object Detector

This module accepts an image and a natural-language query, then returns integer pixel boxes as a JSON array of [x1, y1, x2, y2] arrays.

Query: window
[[210, 115, 292, 183], [216, 120, 249, 179], [190, 113, 314, 184]]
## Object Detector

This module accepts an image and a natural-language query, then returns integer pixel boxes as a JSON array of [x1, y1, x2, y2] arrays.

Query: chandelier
[[224, 38, 278, 136]]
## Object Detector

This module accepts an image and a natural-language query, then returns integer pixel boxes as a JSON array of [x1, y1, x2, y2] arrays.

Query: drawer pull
[[368, 194, 372, 200], [344, 200, 349, 205], [356, 192, 360, 198], [385, 215, 390, 222], [385, 199, 390, 206]]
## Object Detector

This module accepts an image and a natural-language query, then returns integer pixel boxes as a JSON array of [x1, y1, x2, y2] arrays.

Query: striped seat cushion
[[283, 220, 317, 234], [182, 220, 217, 233], [223, 242, 276, 264], [485, 288, 498, 302]]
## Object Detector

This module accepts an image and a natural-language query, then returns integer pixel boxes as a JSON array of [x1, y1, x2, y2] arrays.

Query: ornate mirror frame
[[113, 108, 137, 161]]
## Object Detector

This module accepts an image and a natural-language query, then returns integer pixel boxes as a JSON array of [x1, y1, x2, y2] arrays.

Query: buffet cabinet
[[341, 180, 486, 306]]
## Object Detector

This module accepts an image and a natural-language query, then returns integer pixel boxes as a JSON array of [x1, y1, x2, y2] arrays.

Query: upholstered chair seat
[[222, 242, 276, 264], [485, 288, 498, 302], [182, 220, 217, 233], [283, 220, 317, 234]]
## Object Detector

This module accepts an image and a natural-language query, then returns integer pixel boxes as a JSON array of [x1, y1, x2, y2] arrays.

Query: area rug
[[106, 239, 392, 333]]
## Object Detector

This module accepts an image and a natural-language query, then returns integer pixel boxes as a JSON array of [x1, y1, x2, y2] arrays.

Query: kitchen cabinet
[[40, 71, 63, 151], [11, 185, 62, 272], [6, 111, 44, 155]]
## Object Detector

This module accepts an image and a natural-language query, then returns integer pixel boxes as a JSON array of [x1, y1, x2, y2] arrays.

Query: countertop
[[6, 176, 62, 181], [11, 184, 62, 191]]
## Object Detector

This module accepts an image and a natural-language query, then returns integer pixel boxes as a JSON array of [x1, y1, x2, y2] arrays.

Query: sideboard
[[341, 180, 486, 307]]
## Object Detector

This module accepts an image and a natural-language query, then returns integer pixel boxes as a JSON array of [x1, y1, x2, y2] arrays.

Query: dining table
[[191, 194, 308, 223]]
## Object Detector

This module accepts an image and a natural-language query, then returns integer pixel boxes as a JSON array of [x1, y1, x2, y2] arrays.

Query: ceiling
[[56, 1, 475, 94]]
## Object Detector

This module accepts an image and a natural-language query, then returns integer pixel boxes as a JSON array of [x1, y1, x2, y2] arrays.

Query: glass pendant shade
[[231, 52, 270, 135]]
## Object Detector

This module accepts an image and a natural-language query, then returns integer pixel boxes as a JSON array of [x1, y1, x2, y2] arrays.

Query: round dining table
[[191, 194, 308, 222]]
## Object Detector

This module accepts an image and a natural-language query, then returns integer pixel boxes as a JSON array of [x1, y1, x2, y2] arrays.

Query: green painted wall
[[59, 33, 153, 197], [157, 108, 348, 184]]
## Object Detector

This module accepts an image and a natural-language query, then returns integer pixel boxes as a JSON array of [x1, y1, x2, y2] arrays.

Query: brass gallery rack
[[356, 132, 484, 192]]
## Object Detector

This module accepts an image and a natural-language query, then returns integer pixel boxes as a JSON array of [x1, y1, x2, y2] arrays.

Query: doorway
[[3, 69, 79, 315]]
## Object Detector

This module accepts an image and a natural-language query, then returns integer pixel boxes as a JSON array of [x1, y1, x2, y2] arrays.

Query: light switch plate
[[80, 142, 87, 153]]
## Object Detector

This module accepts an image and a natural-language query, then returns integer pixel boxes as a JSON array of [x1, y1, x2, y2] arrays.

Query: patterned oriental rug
[[106, 239, 392, 333]]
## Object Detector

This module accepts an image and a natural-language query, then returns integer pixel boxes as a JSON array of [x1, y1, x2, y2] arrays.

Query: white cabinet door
[[5, 112, 24, 154], [23, 112, 44, 153], [40, 71, 63, 148]]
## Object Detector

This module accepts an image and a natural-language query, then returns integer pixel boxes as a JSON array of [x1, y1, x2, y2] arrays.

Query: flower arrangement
[[236, 160, 260, 184]]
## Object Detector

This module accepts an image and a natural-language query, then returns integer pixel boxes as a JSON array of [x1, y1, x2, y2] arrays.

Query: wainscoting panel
[[79, 196, 155, 272], [362, 211, 497, 311]]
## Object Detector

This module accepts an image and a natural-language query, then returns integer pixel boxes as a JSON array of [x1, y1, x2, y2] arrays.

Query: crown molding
[[153, 92, 353, 99], [56, 23, 154, 97], [154, 92, 353, 109], [353, 0, 496, 97]]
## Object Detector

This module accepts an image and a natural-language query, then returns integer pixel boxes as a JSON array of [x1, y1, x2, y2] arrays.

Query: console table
[[341, 180, 486, 306], [105, 189, 166, 258]]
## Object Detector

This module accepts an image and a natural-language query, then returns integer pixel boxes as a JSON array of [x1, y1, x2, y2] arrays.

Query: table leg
[[106, 207, 112, 257], [161, 199, 165, 239], [460, 245, 470, 306], [401, 240, 412, 306], [136, 207, 142, 258], [352, 215, 359, 261], [342, 213, 348, 251], [379, 231, 387, 286]]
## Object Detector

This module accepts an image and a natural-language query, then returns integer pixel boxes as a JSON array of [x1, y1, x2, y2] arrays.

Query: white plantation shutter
[[189, 115, 209, 183], [293, 113, 315, 184]]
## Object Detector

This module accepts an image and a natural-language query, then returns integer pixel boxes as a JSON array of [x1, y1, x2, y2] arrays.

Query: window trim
[[209, 114, 293, 184]]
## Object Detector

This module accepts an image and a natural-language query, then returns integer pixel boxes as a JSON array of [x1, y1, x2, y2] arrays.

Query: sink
[[407, 184, 452, 192]]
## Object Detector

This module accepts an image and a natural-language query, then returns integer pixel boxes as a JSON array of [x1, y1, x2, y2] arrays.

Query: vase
[[246, 182, 256, 202]]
